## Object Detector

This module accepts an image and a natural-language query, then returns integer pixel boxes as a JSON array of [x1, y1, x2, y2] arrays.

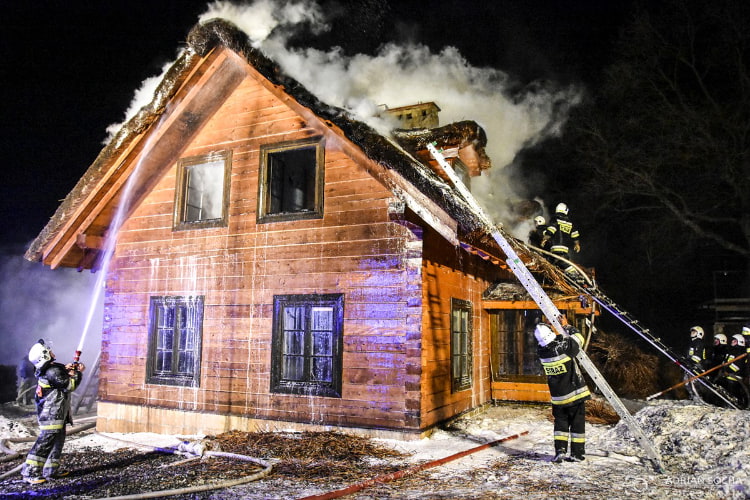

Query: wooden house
[[25, 20, 594, 438]]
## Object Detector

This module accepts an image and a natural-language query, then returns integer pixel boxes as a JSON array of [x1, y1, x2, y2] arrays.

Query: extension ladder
[[427, 143, 664, 472]]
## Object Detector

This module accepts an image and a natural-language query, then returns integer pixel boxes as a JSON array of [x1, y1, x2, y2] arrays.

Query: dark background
[[2, 1, 743, 363]]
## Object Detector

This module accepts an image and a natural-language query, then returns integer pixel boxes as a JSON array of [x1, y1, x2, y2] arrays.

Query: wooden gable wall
[[98, 61, 429, 434]]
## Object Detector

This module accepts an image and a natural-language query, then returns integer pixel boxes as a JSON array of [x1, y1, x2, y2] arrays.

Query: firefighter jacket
[[687, 338, 707, 369], [722, 345, 748, 383], [35, 361, 82, 431], [537, 327, 591, 407], [543, 214, 580, 255]]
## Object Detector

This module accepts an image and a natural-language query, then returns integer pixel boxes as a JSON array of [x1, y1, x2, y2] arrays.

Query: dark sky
[[0, 0, 632, 249]]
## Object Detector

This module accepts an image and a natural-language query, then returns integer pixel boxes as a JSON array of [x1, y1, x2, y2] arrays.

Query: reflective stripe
[[40, 420, 65, 430], [540, 353, 569, 365], [551, 245, 569, 253], [571, 433, 586, 443], [571, 333, 585, 346], [571, 231, 580, 238], [551, 387, 591, 405]]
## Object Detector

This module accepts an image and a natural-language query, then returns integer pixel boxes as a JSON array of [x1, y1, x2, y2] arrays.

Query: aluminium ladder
[[537, 249, 741, 410], [427, 143, 664, 472]]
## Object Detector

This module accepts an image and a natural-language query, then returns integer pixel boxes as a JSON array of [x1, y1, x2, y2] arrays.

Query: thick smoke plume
[[0, 251, 102, 376], [112, 0, 581, 238]]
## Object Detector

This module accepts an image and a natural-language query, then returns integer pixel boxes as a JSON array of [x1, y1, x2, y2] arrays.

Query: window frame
[[173, 150, 232, 231], [270, 293, 344, 398], [257, 137, 325, 224], [450, 298, 473, 392], [145, 295, 204, 387]]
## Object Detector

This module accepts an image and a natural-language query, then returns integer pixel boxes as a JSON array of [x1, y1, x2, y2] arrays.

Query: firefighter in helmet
[[528, 215, 547, 249], [21, 339, 85, 484], [709, 333, 728, 374], [541, 203, 581, 274], [687, 326, 707, 371], [715, 334, 749, 408], [535, 316, 591, 463]]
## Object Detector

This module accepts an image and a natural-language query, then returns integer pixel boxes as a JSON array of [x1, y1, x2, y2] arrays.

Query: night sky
[[0, 0, 632, 249]]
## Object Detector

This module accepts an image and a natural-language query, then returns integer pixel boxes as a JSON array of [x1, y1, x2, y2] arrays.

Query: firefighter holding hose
[[21, 339, 85, 484]]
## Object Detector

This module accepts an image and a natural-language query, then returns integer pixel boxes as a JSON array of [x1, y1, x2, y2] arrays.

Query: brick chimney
[[381, 102, 440, 129]]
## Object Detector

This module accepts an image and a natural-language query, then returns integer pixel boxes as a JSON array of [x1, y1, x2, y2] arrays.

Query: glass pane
[[311, 307, 332, 330], [158, 306, 174, 328], [185, 160, 224, 221], [284, 331, 304, 355], [283, 356, 304, 381], [156, 351, 172, 372], [311, 357, 332, 382], [158, 329, 173, 350], [283, 306, 305, 330], [268, 147, 317, 214], [312, 331, 332, 356], [178, 351, 194, 374]]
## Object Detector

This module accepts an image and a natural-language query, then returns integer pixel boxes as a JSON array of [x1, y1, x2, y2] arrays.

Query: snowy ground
[[2, 399, 749, 499]]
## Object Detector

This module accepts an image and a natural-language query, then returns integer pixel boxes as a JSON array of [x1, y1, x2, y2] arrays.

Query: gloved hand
[[574, 241, 581, 253]]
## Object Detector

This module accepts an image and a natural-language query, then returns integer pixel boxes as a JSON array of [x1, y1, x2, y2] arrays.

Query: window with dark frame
[[257, 137, 324, 223], [490, 309, 544, 381], [451, 298, 473, 392], [174, 150, 231, 230], [270, 294, 344, 397], [146, 296, 204, 387]]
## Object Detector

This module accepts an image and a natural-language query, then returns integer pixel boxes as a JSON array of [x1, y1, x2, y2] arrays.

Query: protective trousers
[[21, 429, 66, 479], [552, 402, 586, 457]]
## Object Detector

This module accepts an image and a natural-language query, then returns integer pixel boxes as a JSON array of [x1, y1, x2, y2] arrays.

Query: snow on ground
[[2, 400, 749, 499]]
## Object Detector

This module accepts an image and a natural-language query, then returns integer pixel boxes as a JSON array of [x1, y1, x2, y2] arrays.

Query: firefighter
[[535, 316, 591, 463], [541, 203, 581, 274], [708, 333, 728, 373], [685, 326, 707, 400], [687, 326, 707, 371], [16, 356, 36, 406], [21, 339, 85, 484], [528, 215, 547, 248], [715, 334, 748, 408]]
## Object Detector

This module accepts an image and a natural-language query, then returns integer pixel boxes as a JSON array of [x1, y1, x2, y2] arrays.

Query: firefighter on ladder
[[541, 203, 581, 275], [535, 316, 591, 463]]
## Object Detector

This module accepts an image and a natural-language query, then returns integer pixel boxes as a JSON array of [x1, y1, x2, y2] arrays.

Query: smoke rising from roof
[[110, 0, 582, 239], [202, 0, 581, 238]]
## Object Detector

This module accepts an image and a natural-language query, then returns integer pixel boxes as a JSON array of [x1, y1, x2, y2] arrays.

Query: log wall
[[99, 72, 426, 433]]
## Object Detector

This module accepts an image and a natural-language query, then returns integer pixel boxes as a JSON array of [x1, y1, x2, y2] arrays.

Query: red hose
[[298, 430, 529, 500]]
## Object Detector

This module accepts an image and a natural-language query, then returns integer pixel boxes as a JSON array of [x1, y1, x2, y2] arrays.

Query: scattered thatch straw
[[587, 329, 661, 399]]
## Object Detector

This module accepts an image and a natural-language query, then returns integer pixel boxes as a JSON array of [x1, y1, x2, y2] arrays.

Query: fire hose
[[1, 423, 272, 498], [646, 352, 749, 401], [298, 430, 529, 500]]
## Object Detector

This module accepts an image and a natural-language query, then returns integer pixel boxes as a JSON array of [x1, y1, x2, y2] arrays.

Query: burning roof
[[24, 18, 563, 288]]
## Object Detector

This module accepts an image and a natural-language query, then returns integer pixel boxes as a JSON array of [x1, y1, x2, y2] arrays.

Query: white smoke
[[111, 0, 582, 236], [198, 0, 581, 236]]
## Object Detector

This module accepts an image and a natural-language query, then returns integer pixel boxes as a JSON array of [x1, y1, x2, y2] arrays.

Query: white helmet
[[534, 324, 557, 347], [690, 326, 704, 340], [28, 340, 53, 369], [713, 333, 727, 345], [732, 334, 746, 347], [534, 216, 546, 227], [555, 203, 569, 215]]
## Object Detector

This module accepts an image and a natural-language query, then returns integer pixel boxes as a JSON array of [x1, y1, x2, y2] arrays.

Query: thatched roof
[[23, 19, 546, 282]]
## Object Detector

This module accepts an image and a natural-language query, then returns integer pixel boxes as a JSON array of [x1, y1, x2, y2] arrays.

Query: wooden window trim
[[257, 137, 325, 224], [173, 150, 232, 231], [145, 296, 204, 387], [451, 298, 473, 393], [270, 293, 344, 398]]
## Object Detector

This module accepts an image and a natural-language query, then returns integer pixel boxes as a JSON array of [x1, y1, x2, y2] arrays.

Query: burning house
[[25, 19, 593, 438]]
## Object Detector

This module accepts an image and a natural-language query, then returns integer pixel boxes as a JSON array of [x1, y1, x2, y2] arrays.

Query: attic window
[[173, 151, 231, 230], [257, 137, 324, 224]]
